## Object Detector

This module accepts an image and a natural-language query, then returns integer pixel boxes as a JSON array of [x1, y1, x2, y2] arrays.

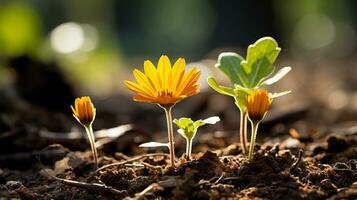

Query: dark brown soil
[[1, 130, 356, 200]]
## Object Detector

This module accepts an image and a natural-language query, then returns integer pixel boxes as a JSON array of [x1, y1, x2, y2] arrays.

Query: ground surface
[[0, 110, 356, 199]]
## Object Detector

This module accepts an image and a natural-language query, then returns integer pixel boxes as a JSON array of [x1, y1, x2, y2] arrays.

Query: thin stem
[[186, 138, 193, 160], [243, 112, 248, 151], [162, 105, 175, 167], [239, 111, 248, 155], [85, 124, 98, 169], [248, 121, 259, 160]]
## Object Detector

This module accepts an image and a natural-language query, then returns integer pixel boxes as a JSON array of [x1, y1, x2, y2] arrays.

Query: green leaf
[[216, 52, 249, 87], [241, 37, 281, 87], [207, 76, 235, 96]]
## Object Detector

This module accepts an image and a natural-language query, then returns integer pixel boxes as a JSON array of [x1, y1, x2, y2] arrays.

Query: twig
[[133, 183, 161, 200], [289, 149, 303, 172], [141, 162, 163, 170], [130, 178, 177, 200], [214, 172, 226, 184], [41, 169, 127, 197], [96, 153, 169, 172]]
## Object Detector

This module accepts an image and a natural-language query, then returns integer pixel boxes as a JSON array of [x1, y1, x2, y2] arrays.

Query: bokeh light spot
[[50, 22, 84, 54], [294, 13, 335, 50]]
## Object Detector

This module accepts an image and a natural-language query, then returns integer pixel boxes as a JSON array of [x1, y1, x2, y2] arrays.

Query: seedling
[[124, 55, 201, 167], [207, 37, 291, 156], [71, 96, 98, 169], [174, 116, 220, 160]]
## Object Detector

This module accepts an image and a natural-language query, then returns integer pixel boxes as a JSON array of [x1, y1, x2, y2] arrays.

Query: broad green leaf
[[241, 37, 281, 87], [139, 142, 169, 148], [261, 66, 291, 85], [207, 76, 235, 96], [215, 52, 248, 87], [269, 90, 291, 98]]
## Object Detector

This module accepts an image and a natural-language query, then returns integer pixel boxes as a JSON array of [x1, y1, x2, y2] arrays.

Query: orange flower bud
[[247, 90, 271, 122], [71, 96, 96, 126]]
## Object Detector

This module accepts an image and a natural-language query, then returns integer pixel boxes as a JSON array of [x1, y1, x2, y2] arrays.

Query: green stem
[[186, 138, 193, 161], [248, 121, 259, 160], [163, 105, 175, 167], [84, 124, 98, 169], [244, 112, 248, 153], [240, 111, 248, 155]]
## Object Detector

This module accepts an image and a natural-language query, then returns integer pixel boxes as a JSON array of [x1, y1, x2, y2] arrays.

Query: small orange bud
[[247, 90, 271, 122], [71, 96, 96, 126]]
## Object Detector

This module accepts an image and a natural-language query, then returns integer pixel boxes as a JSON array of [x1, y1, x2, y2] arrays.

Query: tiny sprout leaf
[[139, 142, 169, 148], [174, 116, 221, 141], [261, 66, 291, 85], [202, 116, 220, 124], [174, 118, 196, 140], [269, 91, 291, 98], [207, 76, 235, 96], [174, 118, 194, 130]]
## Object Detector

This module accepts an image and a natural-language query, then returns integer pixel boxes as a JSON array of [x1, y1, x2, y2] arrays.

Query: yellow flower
[[247, 89, 272, 122], [124, 55, 201, 106], [71, 96, 96, 125]]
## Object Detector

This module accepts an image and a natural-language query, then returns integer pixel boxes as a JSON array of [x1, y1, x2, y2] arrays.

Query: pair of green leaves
[[139, 116, 220, 148], [208, 37, 291, 111], [174, 116, 220, 141]]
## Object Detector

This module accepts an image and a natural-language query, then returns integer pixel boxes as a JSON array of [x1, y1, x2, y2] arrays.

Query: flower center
[[158, 90, 173, 98]]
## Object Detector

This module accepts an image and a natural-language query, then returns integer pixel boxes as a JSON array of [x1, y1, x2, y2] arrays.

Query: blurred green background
[[0, 0, 356, 96]]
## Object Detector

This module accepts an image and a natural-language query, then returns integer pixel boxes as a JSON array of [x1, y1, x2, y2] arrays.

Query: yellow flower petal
[[157, 55, 171, 91], [144, 60, 160, 92], [133, 69, 156, 96]]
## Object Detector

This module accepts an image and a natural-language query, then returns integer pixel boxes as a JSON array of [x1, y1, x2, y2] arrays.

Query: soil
[[0, 111, 356, 200]]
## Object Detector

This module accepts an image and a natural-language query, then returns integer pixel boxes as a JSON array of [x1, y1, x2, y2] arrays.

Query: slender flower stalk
[[71, 96, 98, 169], [248, 121, 259, 160], [84, 124, 98, 169], [246, 90, 272, 160], [161, 105, 175, 166], [124, 55, 201, 167]]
